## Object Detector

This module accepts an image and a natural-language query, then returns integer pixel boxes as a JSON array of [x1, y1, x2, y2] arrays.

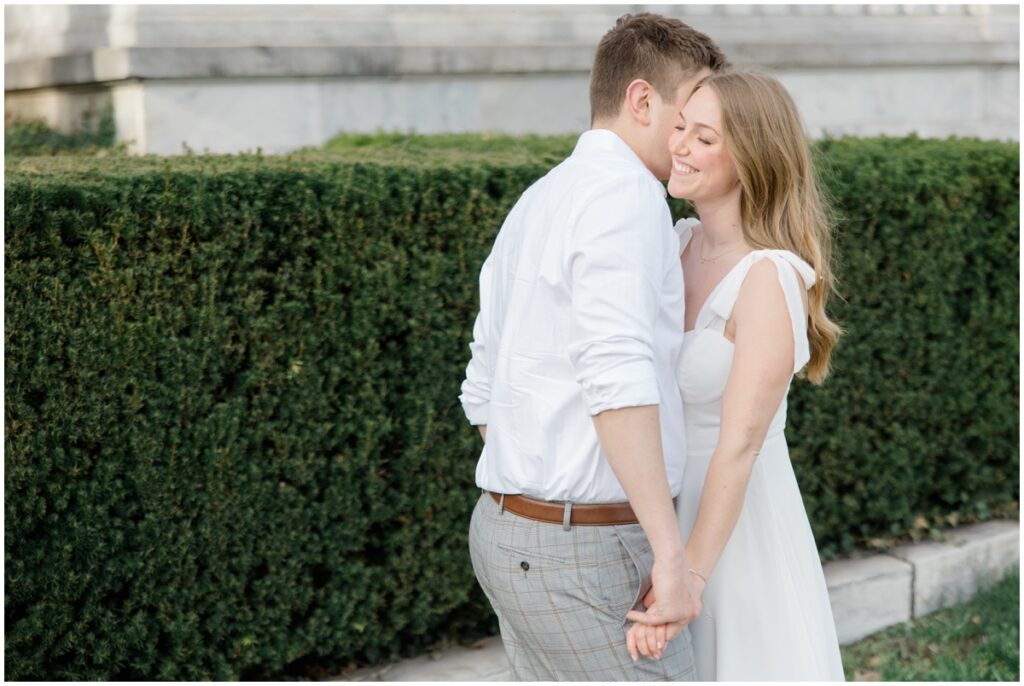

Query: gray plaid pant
[[469, 492, 697, 681]]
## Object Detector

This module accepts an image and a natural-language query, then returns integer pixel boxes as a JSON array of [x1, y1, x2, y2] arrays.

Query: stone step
[[823, 554, 913, 645], [891, 520, 1020, 617]]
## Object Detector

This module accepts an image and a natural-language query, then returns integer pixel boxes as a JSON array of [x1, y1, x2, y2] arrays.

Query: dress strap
[[701, 250, 817, 374], [673, 217, 699, 257]]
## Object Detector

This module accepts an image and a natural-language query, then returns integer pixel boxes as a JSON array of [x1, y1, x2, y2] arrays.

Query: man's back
[[461, 129, 688, 503]]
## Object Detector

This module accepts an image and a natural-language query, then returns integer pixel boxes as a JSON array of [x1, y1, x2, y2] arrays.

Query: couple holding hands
[[460, 12, 844, 681]]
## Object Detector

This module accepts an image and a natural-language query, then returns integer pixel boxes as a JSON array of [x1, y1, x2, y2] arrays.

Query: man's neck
[[590, 119, 653, 176]]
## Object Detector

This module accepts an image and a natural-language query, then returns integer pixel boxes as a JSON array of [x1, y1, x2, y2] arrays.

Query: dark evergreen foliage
[[5, 136, 1018, 678]]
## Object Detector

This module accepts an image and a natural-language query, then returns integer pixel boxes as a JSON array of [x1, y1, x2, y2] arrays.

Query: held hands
[[625, 565, 706, 661]]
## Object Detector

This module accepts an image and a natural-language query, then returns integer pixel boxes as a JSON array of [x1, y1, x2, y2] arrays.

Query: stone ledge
[[7, 6, 1017, 64], [6, 41, 1019, 92], [823, 554, 913, 645], [891, 519, 1020, 617]]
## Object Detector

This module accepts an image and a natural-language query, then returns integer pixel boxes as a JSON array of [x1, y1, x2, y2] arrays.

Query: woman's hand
[[641, 565, 706, 609]]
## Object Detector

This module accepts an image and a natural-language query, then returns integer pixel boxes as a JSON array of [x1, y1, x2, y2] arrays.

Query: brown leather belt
[[489, 491, 638, 526]]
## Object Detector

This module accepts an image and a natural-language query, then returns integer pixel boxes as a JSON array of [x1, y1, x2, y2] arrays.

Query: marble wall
[[5, 4, 1019, 154]]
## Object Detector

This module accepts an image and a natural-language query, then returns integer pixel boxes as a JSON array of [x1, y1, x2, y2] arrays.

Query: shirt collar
[[572, 129, 666, 196]]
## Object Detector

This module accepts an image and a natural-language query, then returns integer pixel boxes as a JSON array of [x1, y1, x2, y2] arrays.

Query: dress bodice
[[674, 217, 817, 453]]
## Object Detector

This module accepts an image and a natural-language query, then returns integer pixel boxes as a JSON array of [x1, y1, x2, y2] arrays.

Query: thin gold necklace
[[698, 235, 745, 264]]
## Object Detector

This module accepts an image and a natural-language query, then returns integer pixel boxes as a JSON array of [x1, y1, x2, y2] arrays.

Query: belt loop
[[562, 502, 573, 531], [499, 493, 505, 515]]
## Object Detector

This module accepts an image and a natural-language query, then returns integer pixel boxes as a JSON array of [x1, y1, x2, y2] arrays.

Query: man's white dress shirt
[[459, 129, 686, 504]]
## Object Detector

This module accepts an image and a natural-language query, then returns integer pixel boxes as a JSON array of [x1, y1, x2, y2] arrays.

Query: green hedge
[[5, 136, 1018, 679], [5, 105, 119, 157]]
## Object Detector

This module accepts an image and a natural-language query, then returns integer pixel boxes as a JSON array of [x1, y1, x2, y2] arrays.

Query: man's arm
[[594, 405, 701, 660], [478, 426, 486, 441], [459, 259, 494, 428], [566, 176, 701, 660]]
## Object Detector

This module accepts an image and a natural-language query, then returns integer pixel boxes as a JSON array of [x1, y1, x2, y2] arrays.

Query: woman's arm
[[684, 259, 802, 581]]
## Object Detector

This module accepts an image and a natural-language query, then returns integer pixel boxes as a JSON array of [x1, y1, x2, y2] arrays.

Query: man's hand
[[624, 561, 705, 661]]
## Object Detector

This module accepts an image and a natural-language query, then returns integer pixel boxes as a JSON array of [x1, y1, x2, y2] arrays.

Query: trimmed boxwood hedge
[[5, 136, 1018, 679]]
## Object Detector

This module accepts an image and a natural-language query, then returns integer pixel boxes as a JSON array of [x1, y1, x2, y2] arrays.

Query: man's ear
[[623, 78, 655, 126]]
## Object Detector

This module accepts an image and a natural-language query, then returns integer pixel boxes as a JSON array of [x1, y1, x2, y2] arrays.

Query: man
[[459, 13, 729, 681]]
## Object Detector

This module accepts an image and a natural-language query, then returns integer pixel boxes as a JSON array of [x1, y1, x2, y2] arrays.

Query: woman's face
[[666, 86, 739, 202]]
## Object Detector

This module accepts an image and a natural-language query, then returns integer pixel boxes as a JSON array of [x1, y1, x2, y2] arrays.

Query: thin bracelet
[[689, 568, 714, 620]]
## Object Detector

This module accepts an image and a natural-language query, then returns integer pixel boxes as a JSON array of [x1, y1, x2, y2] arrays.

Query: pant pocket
[[613, 527, 655, 620]]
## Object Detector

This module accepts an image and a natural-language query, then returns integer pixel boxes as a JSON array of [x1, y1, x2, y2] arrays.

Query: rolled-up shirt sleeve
[[459, 256, 493, 425], [567, 175, 668, 415]]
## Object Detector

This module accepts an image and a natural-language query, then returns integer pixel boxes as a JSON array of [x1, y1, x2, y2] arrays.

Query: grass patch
[[842, 568, 1020, 681]]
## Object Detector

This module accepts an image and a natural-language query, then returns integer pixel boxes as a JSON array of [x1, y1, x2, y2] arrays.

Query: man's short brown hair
[[589, 13, 729, 122]]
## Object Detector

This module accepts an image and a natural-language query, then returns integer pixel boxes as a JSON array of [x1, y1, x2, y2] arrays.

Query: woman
[[628, 72, 845, 680]]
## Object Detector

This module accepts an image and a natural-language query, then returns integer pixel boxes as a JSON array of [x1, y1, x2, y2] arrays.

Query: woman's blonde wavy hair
[[699, 71, 842, 384]]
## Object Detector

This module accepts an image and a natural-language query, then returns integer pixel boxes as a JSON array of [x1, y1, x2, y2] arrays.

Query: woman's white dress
[[673, 219, 845, 681]]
